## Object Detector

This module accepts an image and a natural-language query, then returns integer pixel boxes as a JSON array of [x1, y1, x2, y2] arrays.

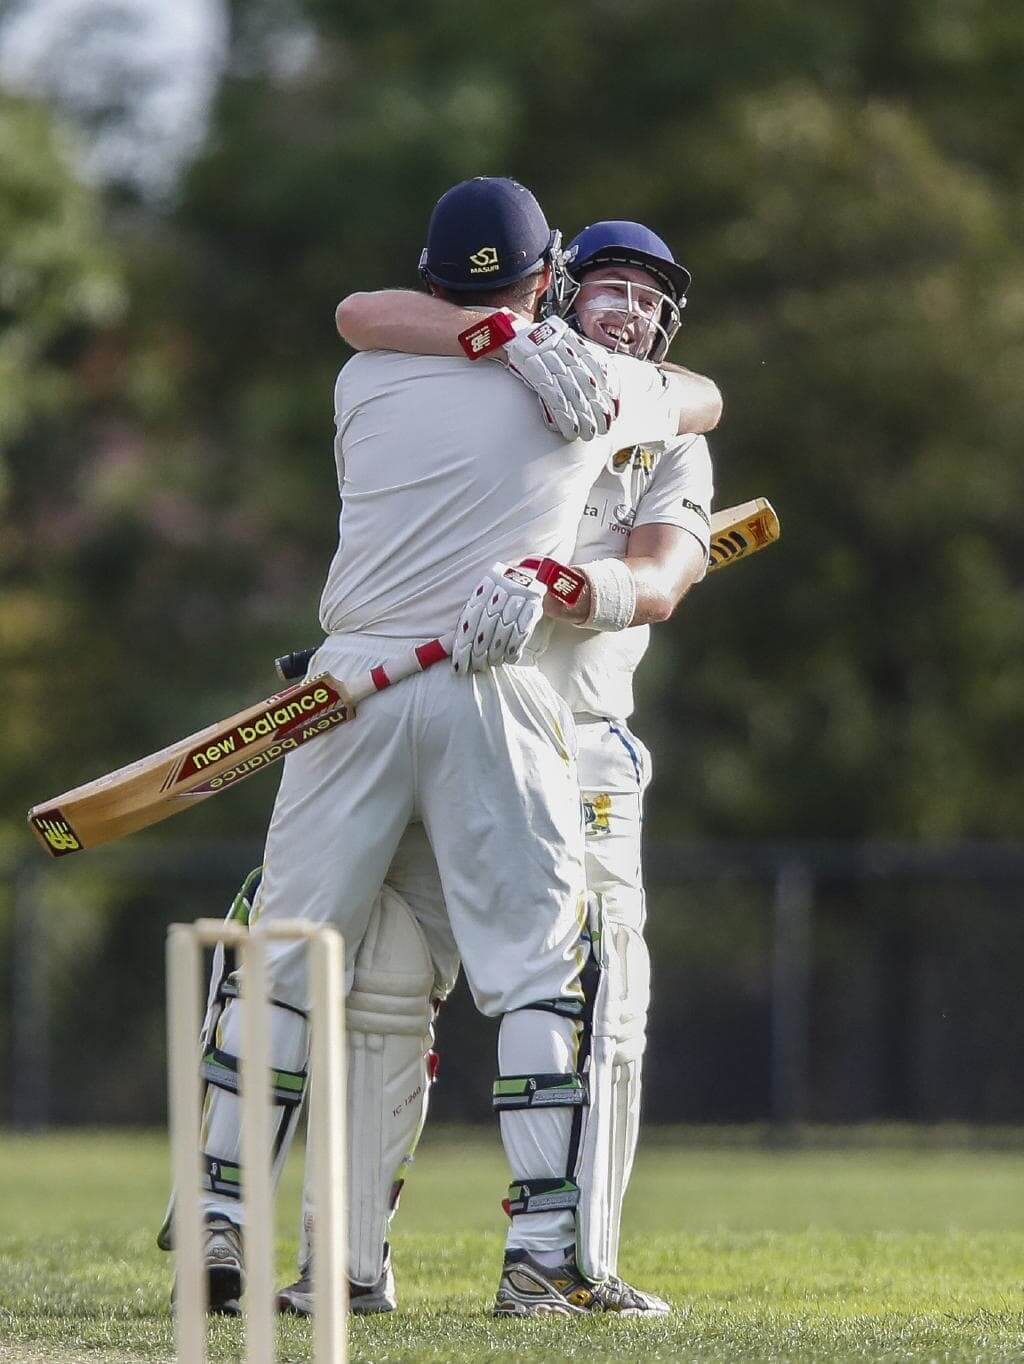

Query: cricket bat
[[707, 497, 780, 572], [27, 558, 588, 859], [27, 635, 454, 859]]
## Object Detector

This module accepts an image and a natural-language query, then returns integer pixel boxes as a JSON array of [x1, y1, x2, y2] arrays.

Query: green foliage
[[3, 3, 1024, 842], [0, 95, 124, 460], [178, 2, 1024, 841], [0, 93, 128, 836], [638, 80, 1024, 838]]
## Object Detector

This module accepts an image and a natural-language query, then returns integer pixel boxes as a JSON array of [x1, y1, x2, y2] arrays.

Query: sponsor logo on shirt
[[612, 504, 635, 534], [611, 445, 656, 473], [681, 497, 710, 528], [583, 792, 612, 836]]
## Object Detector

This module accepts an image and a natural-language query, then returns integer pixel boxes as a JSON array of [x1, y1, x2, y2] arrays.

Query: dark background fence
[[4, 839, 1022, 1131]]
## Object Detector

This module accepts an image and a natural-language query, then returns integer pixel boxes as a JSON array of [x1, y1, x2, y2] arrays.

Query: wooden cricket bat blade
[[28, 673, 356, 858], [28, 631, 454, 859], [707, 497, 780, 572]]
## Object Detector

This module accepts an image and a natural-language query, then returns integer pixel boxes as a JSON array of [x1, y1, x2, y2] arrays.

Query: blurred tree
[[641, 83, 1024, 839], [3, 0, 1024, 1128], [0, 0, 227, 201], [0, 92, 126, 829], [3, 0, 1023, 842], [167, 0, 1024, 840]]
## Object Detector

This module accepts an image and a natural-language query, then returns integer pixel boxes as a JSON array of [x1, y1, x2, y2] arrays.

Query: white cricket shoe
[[276, 1243, 397, 1315], [169, 1212, 244, 1316], [493, 1247, 671, 1317]]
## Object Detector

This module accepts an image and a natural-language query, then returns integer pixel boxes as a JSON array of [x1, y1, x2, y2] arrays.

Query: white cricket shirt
[[538, 433, 714, 722], [318, 350, 684, 640]]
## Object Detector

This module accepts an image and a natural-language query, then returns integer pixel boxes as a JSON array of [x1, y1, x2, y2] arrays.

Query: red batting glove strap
[[458, 311, 518, 360], [517, 556, 586, 607]]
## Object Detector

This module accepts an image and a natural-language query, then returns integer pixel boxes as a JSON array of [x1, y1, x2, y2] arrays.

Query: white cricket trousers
[[291, 711, 656, 1265], [576, 715, 652, 932], [253, 633, 589, 1014], [199, 634, 591, 1244]]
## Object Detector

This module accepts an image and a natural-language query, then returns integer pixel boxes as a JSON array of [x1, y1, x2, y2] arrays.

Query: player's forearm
[[621, 551, 703, 623], [661, 363, 723, 434], [335, 290, 490, 355], [544, 559, 697, 627], [545, 524, 707, 628]]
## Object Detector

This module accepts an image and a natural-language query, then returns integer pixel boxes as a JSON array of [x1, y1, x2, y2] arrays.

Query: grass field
[[1, 1127, 1022, 1363]]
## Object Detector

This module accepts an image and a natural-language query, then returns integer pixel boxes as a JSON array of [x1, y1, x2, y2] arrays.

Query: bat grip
[[275, 646, 320, 682], [276, 634, 454, 689], [348, 632, 454, 705]]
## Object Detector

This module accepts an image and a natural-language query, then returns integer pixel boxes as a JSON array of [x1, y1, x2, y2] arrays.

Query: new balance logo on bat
[[31, 812, 81, 855]]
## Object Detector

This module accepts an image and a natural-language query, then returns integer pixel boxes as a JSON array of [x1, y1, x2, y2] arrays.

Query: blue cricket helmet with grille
[[560, 220, 690, 362], [563, 220, 691, 303]]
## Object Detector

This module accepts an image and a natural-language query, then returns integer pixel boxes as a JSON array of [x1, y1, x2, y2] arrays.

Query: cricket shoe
[[493, 1247, 671, 1317], [604, 1273, 671, 1315], [170, 1213, 244, 1316], [276, 1243, 397, 1315]]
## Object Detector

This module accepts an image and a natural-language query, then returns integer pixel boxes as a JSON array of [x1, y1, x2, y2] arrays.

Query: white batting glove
[[459, 312, 618, 443], [451, 557, 587, 675], [451, 562, 547, 675]]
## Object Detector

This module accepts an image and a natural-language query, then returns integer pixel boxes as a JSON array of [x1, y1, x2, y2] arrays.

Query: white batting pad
[[300, 887, 435, 1287], [575, 895, 650, 1281]]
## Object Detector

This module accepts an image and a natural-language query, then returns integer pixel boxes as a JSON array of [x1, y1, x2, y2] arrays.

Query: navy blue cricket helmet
[[419, 177, 563, 293]]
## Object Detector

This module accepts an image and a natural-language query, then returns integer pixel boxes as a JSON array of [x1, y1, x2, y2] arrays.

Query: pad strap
[[508, 996, 585, 1021], [492, 1073, 588, 1111], [502, 1177, 581, 1216], [201, 1045, 307, 1107], [216, 980, 308, 1021], [202, 1153, 241, 1198]]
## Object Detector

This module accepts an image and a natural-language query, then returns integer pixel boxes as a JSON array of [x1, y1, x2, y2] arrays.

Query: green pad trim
[[492, 1073, 587, 1111], [228, 867, 263, 926], [201, 1046, 307, 1106], [503, 1177, 581, 1216], [202, 1153, 241, 1198]]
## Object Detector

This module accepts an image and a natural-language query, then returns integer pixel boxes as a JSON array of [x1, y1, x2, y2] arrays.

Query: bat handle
[[276, 634, 454, 689], [348, 632, 454, 704], [275, 646, 320, 682]]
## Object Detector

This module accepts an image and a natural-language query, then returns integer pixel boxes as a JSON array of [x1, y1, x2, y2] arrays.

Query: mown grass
[[0, 1127, 1021, 1362]]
